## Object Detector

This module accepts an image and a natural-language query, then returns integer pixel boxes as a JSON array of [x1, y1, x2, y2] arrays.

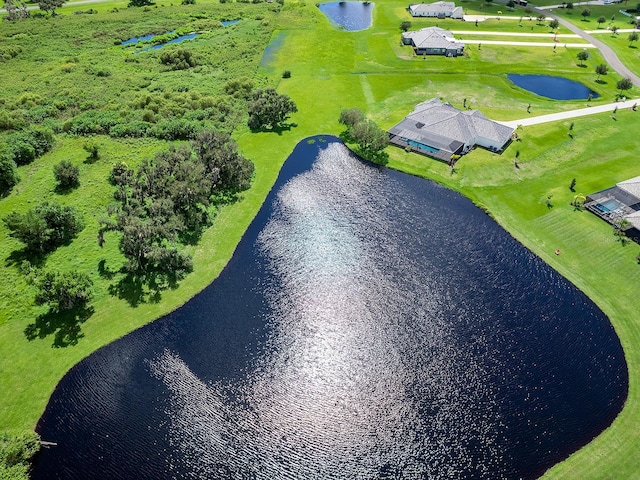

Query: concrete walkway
[[452, 30, 583, 37], [500, 99, 637, 127], [463, 38, 596, 47]]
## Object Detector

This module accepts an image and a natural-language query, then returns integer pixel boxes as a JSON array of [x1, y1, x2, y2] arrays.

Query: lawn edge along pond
[[0, 0, 638, 477]]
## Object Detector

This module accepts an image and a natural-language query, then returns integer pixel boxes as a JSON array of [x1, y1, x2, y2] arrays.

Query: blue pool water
[[318, 1, 374, 31], [407, 139, 440, 153], [508, 74, 599, 100], [596, 199, 621, 213]]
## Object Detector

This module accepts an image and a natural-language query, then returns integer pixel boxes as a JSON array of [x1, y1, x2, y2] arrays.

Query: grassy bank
[[1, 0, 639, 477]]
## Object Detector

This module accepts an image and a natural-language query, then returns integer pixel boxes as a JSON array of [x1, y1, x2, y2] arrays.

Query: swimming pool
[[407, 139, 440, 153], [595, 199, 621, 213]]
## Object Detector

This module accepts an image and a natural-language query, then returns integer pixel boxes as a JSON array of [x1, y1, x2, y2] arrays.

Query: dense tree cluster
[[159, 48, 199, 71], [0, 431, 40, 480], [338, 108, 389, 165], [3, 202, 85, 254], [100, 131, 254, 283], [247, 88, 297, 130]]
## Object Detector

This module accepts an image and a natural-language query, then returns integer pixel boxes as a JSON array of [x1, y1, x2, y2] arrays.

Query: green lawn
[[1, 0, 640, 477]]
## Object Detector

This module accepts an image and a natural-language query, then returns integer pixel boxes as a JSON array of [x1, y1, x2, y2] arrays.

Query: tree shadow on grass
[[24, 305, 94, 348], [108, 271, 183, 307], [5, 249, 47, 269], [250, 122, 297, 136], [595, 79, 608, 84], [53, 183, 79, 195]]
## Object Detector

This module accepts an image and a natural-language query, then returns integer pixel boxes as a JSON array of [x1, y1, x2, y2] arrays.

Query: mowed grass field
[[2, 0, 640, 477]]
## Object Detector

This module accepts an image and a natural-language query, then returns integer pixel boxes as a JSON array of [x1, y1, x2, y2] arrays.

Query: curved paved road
[[532, 6, 640, 87]]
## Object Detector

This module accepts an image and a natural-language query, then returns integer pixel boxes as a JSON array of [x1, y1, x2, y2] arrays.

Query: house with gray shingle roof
[[402, 26, 465, 56], [409, 2, 464, 19], [585, 176, 640, 241], [388, 98, 515, 162]]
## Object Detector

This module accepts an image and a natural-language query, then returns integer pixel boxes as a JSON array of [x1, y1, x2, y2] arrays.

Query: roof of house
[[409, 2, 460, 14], [389, 98, 514, 150], [402, 27, 464, 50], [617, 176, 640, 199]]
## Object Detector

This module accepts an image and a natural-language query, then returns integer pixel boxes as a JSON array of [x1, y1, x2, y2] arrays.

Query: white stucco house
[[402, 26, 465, 57], [408, 2, 464, 19], [388, 98, 515, 161]]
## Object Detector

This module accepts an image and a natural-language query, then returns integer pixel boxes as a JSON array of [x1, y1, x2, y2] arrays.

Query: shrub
[[181, 0, 195, 4], [0, 45, 23, 62], [63, 110, 120, 135], [109, 161, 133, 186], [0, 431, 40, 477], [53, 160, 80, 189], [159, 48, 199, 70], [0, 146, 19, 195], [282, 70, 291, 78], [152, 118, 200, 140], [109, 121, 152, 138], [7, 127, 54, 165], [83, 142, 100, 162]]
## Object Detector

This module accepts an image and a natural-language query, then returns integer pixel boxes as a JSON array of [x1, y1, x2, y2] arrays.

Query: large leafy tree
[[192, 130, 254, 193], [35, 270, 94, 313], [576, 50, 589, 66], [616, 77, 633, 95], [37, 0, 65, 15], [247, 88, 297, 130], [3, 202, 84, 253]]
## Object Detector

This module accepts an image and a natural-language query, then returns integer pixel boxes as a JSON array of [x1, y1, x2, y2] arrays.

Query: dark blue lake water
[[32, 137, 627, 479], [508, 74, 600, 100], [318, 1, 374, 31]]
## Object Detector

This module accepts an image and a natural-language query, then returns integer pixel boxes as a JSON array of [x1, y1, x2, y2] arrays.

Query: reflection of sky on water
[[318, 1, 374, 31], [33, 139, 627, 480]]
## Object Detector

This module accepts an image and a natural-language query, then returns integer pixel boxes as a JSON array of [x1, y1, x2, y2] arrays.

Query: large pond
[[508, 74, 600, 100], [32, 137, 626, 479], [318, 1, 374, 31]]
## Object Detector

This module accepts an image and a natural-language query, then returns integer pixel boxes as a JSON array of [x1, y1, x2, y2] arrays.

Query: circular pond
[[318, 1, 374, 31], [508, 74, 599, 100], [32, 137, 626, 479]]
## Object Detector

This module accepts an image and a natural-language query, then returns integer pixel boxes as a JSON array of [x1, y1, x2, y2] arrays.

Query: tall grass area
[[1, 0, 639, 477]]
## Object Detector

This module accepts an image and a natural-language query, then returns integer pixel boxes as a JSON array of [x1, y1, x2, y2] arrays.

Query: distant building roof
[[409, 1, 462, 16], [389, 98, 514, 154], [617, 175, 640, 198], [402, 27, 464, 51]]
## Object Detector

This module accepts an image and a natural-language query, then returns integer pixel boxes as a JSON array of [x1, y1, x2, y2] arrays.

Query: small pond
[[221, 19, 240, 27], [31, 137, 627, 479], [121, 33, 156, 46], [508, 74, 599, 100], [318, 1, 374, 31], [123, 32, 200, 52]]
